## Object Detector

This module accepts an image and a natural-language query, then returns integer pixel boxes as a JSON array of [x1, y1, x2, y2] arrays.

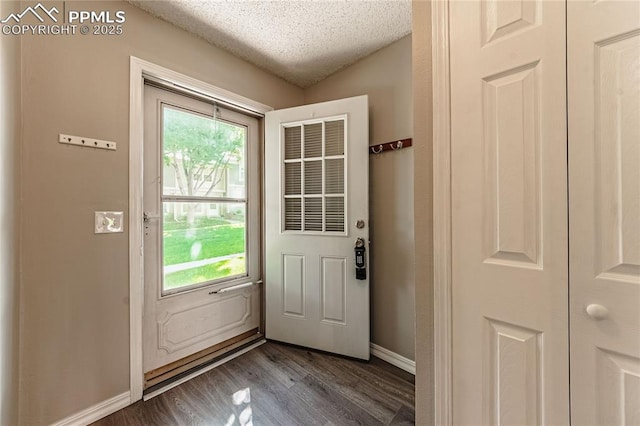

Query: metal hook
[[371, 144, 383, 154], [391, 140, 403, 150]]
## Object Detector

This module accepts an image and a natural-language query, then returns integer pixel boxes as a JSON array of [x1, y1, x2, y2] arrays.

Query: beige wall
[[305, 36, 415, 360], [0, 2, 22, 424], [19, 1, 303, 424], [412, 1, 434, 424]]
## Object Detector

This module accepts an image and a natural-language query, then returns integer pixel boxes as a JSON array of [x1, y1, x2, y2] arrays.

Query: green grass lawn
[[162, 216, 246, 289], [164, 255, 246, 289], [163, 217, 245, 265]]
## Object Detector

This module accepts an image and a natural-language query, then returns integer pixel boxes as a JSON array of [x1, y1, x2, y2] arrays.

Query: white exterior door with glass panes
[[142, 85, 261, 383], [265, 96, 370, 360]]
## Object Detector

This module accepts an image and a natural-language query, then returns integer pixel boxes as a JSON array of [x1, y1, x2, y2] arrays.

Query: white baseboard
[[51, 391, 131, 426], [370, 343, 416, 375]]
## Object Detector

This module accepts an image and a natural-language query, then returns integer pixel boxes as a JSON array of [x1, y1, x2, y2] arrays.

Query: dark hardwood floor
[[93, 341, 415, 426]]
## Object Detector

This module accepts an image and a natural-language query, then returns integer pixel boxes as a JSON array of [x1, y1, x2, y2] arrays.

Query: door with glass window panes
[[142, 84, 261, 384], [265, 96, 370, 360]]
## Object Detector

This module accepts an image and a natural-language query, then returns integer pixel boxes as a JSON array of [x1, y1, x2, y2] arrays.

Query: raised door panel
[[158, 293, 253, 353], [483, 62, 541, 268], [596, 349, 640, 425], [484, 318, 542, 426], [321, 257, 347, 325], [146, 286, 260, 370], [282, 254, 305, 317], [595, 31, 640, 280], [482, 0, 540, 45]]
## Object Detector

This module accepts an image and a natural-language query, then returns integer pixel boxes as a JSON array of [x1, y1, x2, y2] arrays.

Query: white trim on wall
[[128, 56, 273, 403], [432, 1, 453, 425], [129, 57, 145, 404], [370, 343, 416, 375], [50, 392, 131, 426]]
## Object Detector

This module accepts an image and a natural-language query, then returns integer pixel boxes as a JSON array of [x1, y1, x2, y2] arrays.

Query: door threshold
[[143, 337, 266, 401], [145, 329, 261, 387]]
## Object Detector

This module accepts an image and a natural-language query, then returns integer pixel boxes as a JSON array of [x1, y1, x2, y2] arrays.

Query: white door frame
[[128, 56, 272, 403], [431, 2, 453, 425]]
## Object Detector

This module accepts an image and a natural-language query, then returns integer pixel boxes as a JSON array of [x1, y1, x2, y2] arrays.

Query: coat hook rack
[[369, 138, 412, 155]]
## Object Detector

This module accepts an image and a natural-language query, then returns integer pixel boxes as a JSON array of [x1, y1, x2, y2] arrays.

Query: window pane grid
[[282, 119, 346, 233]]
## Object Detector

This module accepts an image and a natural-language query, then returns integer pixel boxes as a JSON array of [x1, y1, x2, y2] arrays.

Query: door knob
[[586, 304, 609, 320]]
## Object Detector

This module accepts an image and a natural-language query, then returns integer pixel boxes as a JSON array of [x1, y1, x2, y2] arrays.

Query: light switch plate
[[95, 211, 124, 234]]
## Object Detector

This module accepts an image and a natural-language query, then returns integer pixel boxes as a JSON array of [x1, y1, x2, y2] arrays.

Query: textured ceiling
[[128, 0, 412, 88]]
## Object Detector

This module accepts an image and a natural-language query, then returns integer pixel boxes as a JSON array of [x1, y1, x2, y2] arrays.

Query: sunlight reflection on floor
[[226, 387, 252, 426]]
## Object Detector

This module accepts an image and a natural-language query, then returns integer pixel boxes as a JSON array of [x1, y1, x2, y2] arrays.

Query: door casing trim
[[128, 56, 272, 403], [432, 2, 453, 425]]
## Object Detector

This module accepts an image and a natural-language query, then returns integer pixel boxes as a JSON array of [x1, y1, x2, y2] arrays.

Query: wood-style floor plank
[[219, 353, 329, 426], [290, 375, 384, 426], [92, 342, 415, 426], [389, 405, 416, 426], [266, 343, 405, 424]]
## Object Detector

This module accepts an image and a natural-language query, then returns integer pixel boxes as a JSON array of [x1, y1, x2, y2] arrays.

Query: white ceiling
[[128, 0, 412, 88]]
